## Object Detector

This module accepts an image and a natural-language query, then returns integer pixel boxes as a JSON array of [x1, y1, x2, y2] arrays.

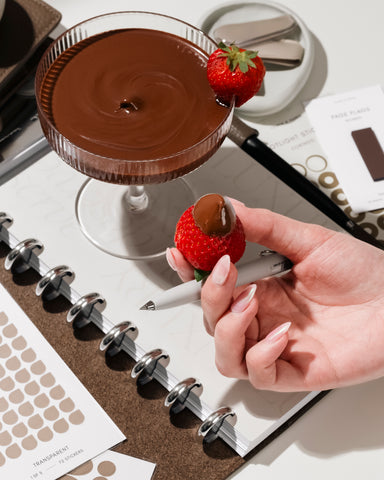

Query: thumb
[[234, 205, 337, 263]]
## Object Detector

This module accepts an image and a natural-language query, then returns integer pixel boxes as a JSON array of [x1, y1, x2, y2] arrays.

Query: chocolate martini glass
[[35, 12, 233, 259]]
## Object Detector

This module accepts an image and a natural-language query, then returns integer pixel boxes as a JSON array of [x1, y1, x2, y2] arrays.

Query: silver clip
[[35, 265, 75, 301], [67, 292, 106, 328], [164, 377, 203, 415], [0, 212, 13, 228], [131, 348, 169, 386], [99, 321, 138, 356], [198, 406, 237, 444], [5, 238, 44, 273]]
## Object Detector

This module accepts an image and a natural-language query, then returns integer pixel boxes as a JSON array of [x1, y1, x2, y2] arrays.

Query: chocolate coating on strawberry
[[193, 194, 235, 236]]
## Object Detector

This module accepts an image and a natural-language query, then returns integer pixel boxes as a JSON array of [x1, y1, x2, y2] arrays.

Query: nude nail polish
[[211, 255, 231, 286], [231, 284, 257, 313], [265, 322, 291, 342], [166, 248, 177, 271]]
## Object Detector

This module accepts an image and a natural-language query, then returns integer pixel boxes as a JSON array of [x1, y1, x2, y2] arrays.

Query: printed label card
[[305, 85, 384, 213], [60, 450, 156, 480], [0, 284, 125, 480]]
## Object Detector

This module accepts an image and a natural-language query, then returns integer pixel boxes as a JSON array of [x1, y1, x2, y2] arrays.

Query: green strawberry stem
[[218, 41, 258, 73], [194, 268, 210, 282]]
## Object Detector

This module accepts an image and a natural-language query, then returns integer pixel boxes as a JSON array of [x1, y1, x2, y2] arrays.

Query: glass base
[[75, 178, 195, 260]]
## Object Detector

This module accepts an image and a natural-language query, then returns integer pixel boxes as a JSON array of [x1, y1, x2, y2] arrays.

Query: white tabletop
[[42, 0, 384, 478]]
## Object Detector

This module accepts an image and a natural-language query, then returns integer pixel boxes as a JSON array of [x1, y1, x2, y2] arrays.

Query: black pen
[[229, 116, 384, 250]]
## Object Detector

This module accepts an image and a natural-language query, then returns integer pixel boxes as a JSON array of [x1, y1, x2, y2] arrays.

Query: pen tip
[[140, 301, 155, 311]]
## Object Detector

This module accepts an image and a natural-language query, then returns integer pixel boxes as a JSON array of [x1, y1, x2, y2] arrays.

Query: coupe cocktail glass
[[36, 12, 233, 259]]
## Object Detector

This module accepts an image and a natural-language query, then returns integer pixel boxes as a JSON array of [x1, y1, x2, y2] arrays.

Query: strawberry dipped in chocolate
[[207, 42, 266, 107], [174, 194, 246, 279]]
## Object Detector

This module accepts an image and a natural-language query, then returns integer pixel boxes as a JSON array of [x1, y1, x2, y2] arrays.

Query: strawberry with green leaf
[[207, 42, 266, 107]]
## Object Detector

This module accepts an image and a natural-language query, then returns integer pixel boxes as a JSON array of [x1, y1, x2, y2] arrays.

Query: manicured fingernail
[[211, 254, 231, 286], [265, 322, 291, 342], [231, 284, 257, 313], [166, 248, 177, 271]]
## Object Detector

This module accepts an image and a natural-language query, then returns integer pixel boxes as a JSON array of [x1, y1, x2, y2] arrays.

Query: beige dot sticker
[[37, 426, 53, 442], [12, 336, 27, 351], [0, 344, 11, 358], [70, 460, 93, 474], [6, 356, 21, 371], [0, 365, 5, 378], [40, 373, 55, 388], [0, 452, 5, 467], [0, 397, 8, 412], [69, 410, 85, 425], [0, 431, 12, 446], [3, 409, 18, 425], [0, 377, 15, 392], [12, 422, 28, 438], [3, 324, 17, 338], [43, 406, 59, 421], [22, 435, 37, 451], [31, 360, 46, 375], [28, 414, 43, 430], [25, 380, 40, 396], [15, 368, 31, 384], [49, 385, 65, 400], [98, 460, 116, 476], [59, 397, 75, 413], [0, 312, 8, 326], [53, 418, 69, 434], [6, 443, 22, 459], [9, 389, 24, 404], [306, 154, 327, 172], [18, 401, 34, 417], [34, 393, 49, 408], [21, 348, 36, 363]]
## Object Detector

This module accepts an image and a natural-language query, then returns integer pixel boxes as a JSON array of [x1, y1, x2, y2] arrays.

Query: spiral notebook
[[0, 132, 338, 460]]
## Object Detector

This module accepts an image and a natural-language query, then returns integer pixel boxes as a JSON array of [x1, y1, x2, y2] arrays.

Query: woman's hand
[[167, 203, 384, 392]]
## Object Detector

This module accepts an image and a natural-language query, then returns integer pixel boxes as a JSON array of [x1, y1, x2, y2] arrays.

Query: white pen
[[140, 251, 293, 310]]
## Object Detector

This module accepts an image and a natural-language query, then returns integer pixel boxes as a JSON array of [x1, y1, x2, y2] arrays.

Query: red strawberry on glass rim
[[174, 194, 246, 280], [207, 42, 266, 107]]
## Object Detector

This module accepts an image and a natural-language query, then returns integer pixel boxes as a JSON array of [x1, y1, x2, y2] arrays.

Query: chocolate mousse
[[39, 28, 232, 184]]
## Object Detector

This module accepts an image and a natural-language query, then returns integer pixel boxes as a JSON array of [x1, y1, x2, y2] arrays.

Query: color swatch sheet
[[0, 283, 125, 480]]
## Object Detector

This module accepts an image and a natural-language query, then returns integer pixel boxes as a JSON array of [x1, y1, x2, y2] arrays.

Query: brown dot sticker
[[0, 312, 8, 326], [0, 431, 12, 446], [53, 418, 69, 434], [69, 410, 85, 425], [43, 406, 59, 421], [22, 435, 37, 451], [25, 380, 40, 396], [59, 397, 75, 413], [330, 188, 348, 206], [98, 460, 116, 476], [0, 452, 5, 466], [37, 426, 53, 442], [6, 356, 21, 371], [359, 222, 379, 237], [40, 373, 55, 388], [59, 476, 76, 480], [344, 206, 365, 223], [0, 377, 14, 391], [28, 414, 43, 429], [9, 389, 24, 404], [94, 477, 107, 480], [3, 409, 18, 425], [0, 344, 11, 358], [31, 360, 46, 375], [318, 171, 339, 189], [0, 365, 5, 378], [0, 397, 8, 412], [49, 385, 65, 400], [18, 401, 34, 417], [6, 443, 22, 459], [70, 460, 93, 474], [12, 422, 28, 438], [3, 324, 18, 338], [34, 393, 49, 408], [15, 368, 31, 384], [21, 348, 36, 363], [12, 336, 27, 351]]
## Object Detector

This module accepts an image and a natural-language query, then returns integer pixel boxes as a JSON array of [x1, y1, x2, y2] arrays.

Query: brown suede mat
[[0, 242, 245, 479]]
